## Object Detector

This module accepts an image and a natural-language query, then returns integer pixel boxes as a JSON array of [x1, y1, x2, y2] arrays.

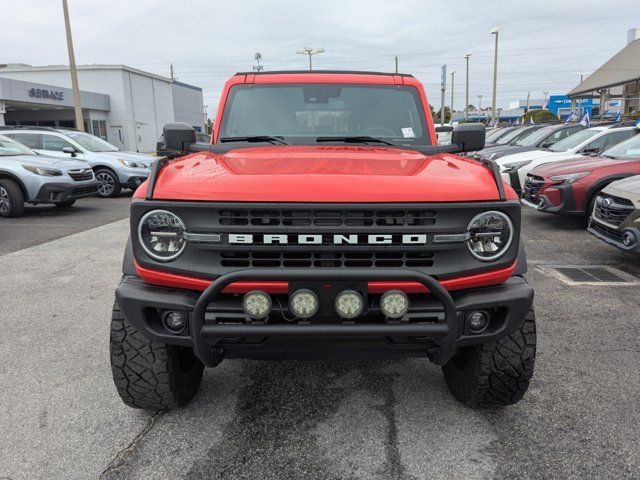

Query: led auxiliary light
[[334, 290, 364, 319], [242, 291, 272, 318], [289, 289, 319, 319], [380, 290, 409, 319]]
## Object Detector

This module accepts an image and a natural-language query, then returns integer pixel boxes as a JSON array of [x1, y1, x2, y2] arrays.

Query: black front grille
[[68, 169, 94, 181], [522, 175, 544, 201], [220, 250, 435, 268], [71, 185, 98, 197], [593, 194, 634, 226], [591, 221, 625, 243], [218, 208, 437, 227]]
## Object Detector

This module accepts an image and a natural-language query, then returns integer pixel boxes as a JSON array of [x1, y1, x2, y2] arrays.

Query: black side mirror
[[581, 146, 601, 156], [62, 146, 77, 157], [451, 123, 485, 152], [162, 122, 196, 156]]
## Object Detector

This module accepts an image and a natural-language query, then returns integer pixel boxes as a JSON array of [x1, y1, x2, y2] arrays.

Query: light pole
[[62, 0, 84, 132], [253, 52, 264, 72], [543, 91, 549, 109], [464, 53, 471, 121], [450, 71, 456, 125], [296, 47, 325, 71], [490, 27, 500, 125], [477, 94, 483, 120]]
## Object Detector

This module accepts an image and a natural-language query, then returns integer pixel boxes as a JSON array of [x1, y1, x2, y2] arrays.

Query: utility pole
[[490, 27, 500, 125], [296, 47, 324, 71], [395, 56, 398, 74], [543, 91, 549, 109], [440, 65, 447, 125], [477, 94, 483, 118], [450, 70, 456, 125], [464, 53, 471, 120], [62, 0, 84, 132], [170, 63, 175, 80]]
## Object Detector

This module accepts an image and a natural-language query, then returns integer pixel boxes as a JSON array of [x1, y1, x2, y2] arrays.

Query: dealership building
[[0, 64, 205, 152]]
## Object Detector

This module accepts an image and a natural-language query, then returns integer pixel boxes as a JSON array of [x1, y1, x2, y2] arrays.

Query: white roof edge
[[0, 64, 173, 84]]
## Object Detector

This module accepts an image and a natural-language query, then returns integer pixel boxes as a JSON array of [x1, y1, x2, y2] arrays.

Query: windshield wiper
[[316, 136, 396, 146], [220, 136, 288, 145]]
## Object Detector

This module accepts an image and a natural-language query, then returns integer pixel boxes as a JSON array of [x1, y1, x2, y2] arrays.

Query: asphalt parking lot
[[1, 199, 639, 480]]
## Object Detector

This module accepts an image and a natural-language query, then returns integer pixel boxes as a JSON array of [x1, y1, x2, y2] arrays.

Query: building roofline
[[0, 64, 201, 91]]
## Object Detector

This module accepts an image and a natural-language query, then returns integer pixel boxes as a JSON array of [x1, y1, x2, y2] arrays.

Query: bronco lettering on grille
[[228, 233, 429, 245]]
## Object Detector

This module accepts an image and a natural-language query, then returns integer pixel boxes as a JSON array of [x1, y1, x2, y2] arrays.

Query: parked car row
[[0, 126, 157, 217], [507, 127, 640, 253]]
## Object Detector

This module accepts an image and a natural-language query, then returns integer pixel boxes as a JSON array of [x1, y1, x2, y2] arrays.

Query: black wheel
[[110, 302, 204, 410], [55, 200, 76, 208], [442, 308, 536, 408], [95, 168, 121, 198], [0, 179, 25, 218]]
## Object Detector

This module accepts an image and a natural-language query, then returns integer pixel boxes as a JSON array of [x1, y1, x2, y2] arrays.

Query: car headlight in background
[[467, 211, 514, 261], [118, 159, 148, 169], [138, 210, 187, 261], [501, 159, 532, 172], [22, 165, 63, 176], [549, 171, 591, 184]]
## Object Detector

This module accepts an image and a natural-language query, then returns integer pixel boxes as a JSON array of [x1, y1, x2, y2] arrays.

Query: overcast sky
[[1, 0, 637, 118]]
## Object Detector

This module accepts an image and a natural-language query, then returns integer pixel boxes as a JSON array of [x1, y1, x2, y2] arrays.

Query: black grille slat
[[593, 194, 634, 226], [68, 169, 94, 181], [70, 185, 98, 197], [522, 174, 544, 202], [220, 251, 436, 268]]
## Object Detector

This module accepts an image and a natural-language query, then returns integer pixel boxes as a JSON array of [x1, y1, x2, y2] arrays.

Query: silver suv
[[0, 135, 97, 217], [1, 127, 156, 198]]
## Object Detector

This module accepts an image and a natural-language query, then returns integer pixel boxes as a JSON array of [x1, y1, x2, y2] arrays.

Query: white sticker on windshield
[[401, 127, 415, 138]]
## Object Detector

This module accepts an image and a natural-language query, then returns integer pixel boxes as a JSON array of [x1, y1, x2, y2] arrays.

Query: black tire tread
[[0, 178, 25, 218], [109, 302, 204, 410], [95, 168, 122, 198], [442, 309, 536, 408]]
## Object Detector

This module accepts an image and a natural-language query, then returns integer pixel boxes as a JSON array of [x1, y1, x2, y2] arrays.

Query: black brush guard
[[193, 268, 457, 366]]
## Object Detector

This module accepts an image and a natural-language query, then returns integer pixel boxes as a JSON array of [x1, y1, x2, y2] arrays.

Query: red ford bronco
[[110, 71, 535, 410]]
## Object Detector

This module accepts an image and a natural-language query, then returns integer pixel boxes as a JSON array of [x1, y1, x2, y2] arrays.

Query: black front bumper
[[531, 185, 582, 216], [33, 182, 98, 203], [116, 268, 534, 366]]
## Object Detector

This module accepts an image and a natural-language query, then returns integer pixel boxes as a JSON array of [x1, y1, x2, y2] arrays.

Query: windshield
[[219, 83, 431, 145], [602, 134, 640, 159], [495, 128, 530, 145], [65, 131, 119, 152], [486, 128, 509, 142], [0, 134, 35, 156], [516, 126, 556, 146], [549, 129, 600, 152]]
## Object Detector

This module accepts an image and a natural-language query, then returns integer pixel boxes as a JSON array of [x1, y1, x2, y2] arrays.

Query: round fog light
[[163, 311, 187, 333], [623, 231, 635, 247], [289, 289, 319, 319], [242, 291, 272, 318], [467, 311, 488, 333], [335, 290, 364, 319], [380, 290, 409, 319]]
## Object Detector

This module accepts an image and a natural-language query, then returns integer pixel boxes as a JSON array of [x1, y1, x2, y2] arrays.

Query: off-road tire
[[110, 302, 204, 410], [0, 179, 25, 218], [442, 308, 536, 408]]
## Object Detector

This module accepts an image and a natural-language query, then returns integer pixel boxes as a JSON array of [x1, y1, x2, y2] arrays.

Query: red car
[[522, 132, 640, 216], [109, 70, 536, 411]]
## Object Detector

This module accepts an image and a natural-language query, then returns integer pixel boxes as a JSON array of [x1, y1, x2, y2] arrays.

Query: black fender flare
[[585, 173, 636, 209], [122, 236, 136, 275], [514, 241, 528, 276], [0, 169, 29, 199]]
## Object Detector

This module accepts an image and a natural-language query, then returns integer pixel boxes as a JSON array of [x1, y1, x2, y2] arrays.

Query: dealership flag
[[636, 117, 640, 128], [579, 112, 590, 127], [614, 111, 621, 122], [564, 112, 577, 123], [530, 117, 535, 125]]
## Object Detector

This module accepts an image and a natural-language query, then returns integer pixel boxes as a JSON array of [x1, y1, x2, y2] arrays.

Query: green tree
[[522, 109, 559, 124]]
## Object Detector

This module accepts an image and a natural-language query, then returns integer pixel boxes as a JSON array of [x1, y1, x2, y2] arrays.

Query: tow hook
[[426, 345, 440, 362]]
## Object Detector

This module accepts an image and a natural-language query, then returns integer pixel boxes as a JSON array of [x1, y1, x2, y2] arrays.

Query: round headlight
[[138, 209, 187, 261], [466, 211, 514, 261]]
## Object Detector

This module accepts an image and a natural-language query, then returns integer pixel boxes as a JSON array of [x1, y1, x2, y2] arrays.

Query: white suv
[[2, 127, 156, 197]]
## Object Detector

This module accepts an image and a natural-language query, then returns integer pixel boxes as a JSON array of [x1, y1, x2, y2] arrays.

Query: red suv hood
[[137, 146, 507, 202], [532, 155, 628, 177]]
